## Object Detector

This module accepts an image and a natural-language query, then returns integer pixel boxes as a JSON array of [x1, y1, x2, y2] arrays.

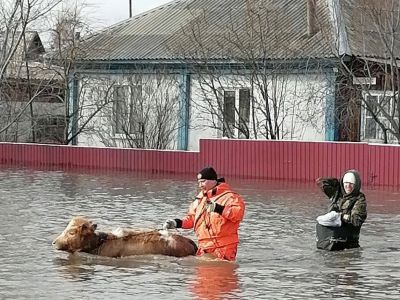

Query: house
[[72, 0, 400, 150], [0, 31, 65, 144]]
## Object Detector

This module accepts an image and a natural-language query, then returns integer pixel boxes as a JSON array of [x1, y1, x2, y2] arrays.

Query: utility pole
[[129, 0, 132, 18]]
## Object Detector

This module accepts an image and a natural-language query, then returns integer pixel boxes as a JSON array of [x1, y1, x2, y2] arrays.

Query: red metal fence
[[0, 143, 200, 175], [0, 139, 399, 187]]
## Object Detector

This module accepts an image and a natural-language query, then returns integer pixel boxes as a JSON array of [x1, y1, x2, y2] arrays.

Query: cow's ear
[[92, 223, 97, 231]]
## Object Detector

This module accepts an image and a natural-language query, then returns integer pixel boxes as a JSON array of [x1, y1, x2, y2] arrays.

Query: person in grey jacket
[[316, 169, 367, 250]]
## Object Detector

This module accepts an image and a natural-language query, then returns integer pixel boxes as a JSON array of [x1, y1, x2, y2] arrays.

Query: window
[[223, 91, 235, 138], [222, 88, 250, 138], [113, 84, 142, 135], [363, 95, 378, 139], [113, 86, 129, 134], [35, 115, 65, 143], [361, 92, 398, 142], [238, 89, 250, 138]]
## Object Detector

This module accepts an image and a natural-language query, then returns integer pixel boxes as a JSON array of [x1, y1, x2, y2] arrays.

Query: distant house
[[0, 31, 65, 144], [72, 0, 400, 150]]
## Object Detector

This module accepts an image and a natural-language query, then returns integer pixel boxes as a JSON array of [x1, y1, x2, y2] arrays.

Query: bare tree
[[76, 70, 180, 149], [336, 0, 400, 143], [0, 0, 114, 145], [167, 0, 331, 141], [0, 0, 64, 142], [43, 1, 94, 144]]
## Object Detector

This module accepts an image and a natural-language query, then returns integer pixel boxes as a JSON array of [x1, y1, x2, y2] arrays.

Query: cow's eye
[[68, 229, 77, 236]]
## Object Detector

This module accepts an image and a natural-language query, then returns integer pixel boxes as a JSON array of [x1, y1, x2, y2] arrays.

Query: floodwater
[[0, 167, 400, 300]]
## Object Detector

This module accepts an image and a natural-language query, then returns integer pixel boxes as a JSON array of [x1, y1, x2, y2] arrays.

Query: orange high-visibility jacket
[[181, 182, 245, 250]]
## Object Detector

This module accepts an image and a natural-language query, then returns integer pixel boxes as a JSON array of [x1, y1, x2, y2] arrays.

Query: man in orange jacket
[[163, 167, 246, 261]]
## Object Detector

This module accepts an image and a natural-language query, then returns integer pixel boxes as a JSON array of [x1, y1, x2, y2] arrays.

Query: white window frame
[[361, 90, 398, 143], [218, 87, 251, 139], [112, 82, 142, 137]]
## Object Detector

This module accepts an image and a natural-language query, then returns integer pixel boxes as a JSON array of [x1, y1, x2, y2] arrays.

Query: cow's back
[[98, 231, 197, 257]]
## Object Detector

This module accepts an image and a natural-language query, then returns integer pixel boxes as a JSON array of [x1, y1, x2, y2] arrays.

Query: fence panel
[[0, 140, 399, 187]]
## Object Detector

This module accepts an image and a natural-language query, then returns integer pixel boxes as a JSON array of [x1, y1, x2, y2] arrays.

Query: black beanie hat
[[198, 167, 218, 181]]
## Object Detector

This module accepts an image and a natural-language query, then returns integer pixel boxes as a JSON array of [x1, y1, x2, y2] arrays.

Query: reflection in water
[[319, 247, 363, 268], [336, 271, 360, 299], [52, 253, 166, 282], [190, 259, 240, 300], [53, 255, 96, 282], [317, 249, 363, 299]]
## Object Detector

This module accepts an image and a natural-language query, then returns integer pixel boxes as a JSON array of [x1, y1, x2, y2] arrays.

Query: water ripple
[[0, 167, 399, 299]]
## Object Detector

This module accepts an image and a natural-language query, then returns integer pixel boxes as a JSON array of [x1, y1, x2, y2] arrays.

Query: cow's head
[[52, 217, 97, 253]]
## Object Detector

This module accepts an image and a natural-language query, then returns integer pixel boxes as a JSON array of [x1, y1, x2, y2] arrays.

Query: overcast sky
[[86, 0, 173, 28]]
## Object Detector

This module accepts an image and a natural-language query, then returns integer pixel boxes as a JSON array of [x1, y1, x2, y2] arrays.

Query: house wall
[[189, 72, 329, 150], [0, 101, 64, 143], [77, 73, 181, 149], [76, 69, 332, 151]]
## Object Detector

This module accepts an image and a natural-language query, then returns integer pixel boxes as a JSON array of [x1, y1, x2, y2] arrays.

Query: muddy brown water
[[0, 167, 399, 299]]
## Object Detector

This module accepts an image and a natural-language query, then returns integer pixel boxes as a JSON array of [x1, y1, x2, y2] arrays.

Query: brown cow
[[52, 216, 197, 258]]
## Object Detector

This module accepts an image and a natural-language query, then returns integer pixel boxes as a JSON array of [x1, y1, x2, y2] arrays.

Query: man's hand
[[163, 219, 177, 230]]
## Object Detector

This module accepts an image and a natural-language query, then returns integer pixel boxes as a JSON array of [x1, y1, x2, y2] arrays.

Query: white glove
[[207, 200, 217, 212], [342, 213, 350, 223], [163, 219, 177, 230], [207, 200, 225, 214]]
